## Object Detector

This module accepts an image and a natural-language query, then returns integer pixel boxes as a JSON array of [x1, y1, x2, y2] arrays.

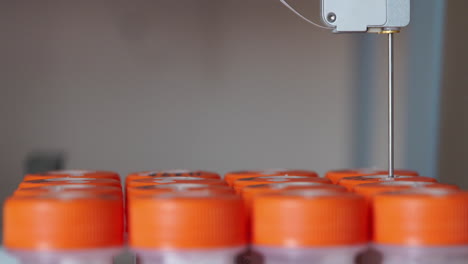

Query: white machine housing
[[321, 0, 410, 33]]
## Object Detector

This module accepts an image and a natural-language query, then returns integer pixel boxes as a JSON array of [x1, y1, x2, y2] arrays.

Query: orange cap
[[374, 189, 468, 246], [19, 178, 122, 189], [233, 176, 331, 194], [126, 170, 220, 185], [24, 170, 120, 181], [225, 169, 318, 186], [3, 193, 124, 250], [13, 185, 123, 197], [253, 189, 368, 247], [129, 192, 247, 249], [338, 175, 436, 191], [242, 182, 346, 212], [127, 183, 234, 197], [126, 177, 226, 188], [325, 169, 419, 184], [354, 181, 460, 199]]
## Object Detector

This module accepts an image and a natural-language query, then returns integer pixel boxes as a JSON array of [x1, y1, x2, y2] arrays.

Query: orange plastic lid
[[225, 169, 318, 186], [24, 170, 120, 181], [3, 192, 124, 250], [19, 178, 122, 189], [354, 181, 460, 199], [127, 183, 234, 197], [129, 192, 247, 249], [242, 182, 346, 212], [373, 189, 468, 246], [126, 170, 220, 185], [233, 176, 331, 193], [13, 185, 123, 197], [325, 169, 419, 184], [338, 175, 436, 191], [253, 189, 368, 247], [126, 176, 226, 188]]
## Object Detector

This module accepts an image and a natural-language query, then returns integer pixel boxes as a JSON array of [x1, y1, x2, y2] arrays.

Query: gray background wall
[[438, 0, 468, 188], [0, 0, 464, 255]]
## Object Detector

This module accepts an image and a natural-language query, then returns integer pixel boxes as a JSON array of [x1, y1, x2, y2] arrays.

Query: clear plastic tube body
[[7, 248, 122, 264], [374, 244, 468, 264], [134, 247, 245, 264], [254, 245, 367, 264]]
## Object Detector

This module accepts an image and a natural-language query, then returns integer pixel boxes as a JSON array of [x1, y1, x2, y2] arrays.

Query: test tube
[[3, 192, 124, 264], [253, 189, 368, 264], [129, 191, 247, 264], [373, 189, 468, 264], [232, 175, 331, 194], [353, 181, 459, 256], [338, 175, 436, 191], [24, 170, 121, 181], [325, 169, 419, 184], [126, 170, 221, 185], [224, 169, 319, 186]]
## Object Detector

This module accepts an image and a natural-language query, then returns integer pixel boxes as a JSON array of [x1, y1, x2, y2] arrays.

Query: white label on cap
[[151, 179, 176, 183], [151, 177, 203, 183], [139, 169, 193, 176], [260, 176, 308, 180], [284, 189, 340, 197], [44, 177, 97, 182], [49, 170, 95, 176], [260, 169, 288, 175]]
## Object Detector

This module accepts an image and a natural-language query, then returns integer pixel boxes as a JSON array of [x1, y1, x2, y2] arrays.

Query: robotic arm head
[[321, 0, 410, 33], [280, 0, 410, 33]]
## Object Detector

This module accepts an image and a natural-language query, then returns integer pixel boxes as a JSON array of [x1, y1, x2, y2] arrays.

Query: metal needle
[[388, 33, 395, 178]]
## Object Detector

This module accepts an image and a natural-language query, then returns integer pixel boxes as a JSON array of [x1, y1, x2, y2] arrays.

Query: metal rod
[[388, 33, 395, 178]]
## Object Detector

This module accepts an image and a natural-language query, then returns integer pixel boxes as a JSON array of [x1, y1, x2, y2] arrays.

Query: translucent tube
[[374, 245, 468, 264], [135, 247, 245, 264], [129, 192, 247, 264], [254, 245, 366, 264], [372, 190, 468, 264], [8, 248, 121, 264]]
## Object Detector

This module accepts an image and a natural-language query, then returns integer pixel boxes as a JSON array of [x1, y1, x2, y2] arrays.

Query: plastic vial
[[3, 192, 124, 264], [253, 189, 368, 264], [325, 169, 419, 184], [129, 191, 247, 264], [224, 169, 319, 186], [373, 189, 468, 264], [24, 170, 121, 181], [232, 175, 331, 193], [338, 175, 437, 191]]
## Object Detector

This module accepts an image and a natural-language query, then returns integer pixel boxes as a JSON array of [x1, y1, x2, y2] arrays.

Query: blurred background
[[0, 0, 466, 248]]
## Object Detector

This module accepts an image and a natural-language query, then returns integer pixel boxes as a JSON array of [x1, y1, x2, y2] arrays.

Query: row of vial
[[3, 169, 468, 264]]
